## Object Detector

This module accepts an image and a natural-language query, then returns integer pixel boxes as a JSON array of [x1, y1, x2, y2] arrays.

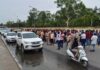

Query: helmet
[[78, 45, 83, 49]]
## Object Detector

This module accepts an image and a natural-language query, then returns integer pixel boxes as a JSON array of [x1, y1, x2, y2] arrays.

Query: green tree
[[27, 8, 38, 27], [37, 11, 47, 26], [55, 0, 82, 27], [6, 21, 14, 27]]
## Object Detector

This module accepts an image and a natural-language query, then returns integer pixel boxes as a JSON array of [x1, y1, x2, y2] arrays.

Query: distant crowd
[[25, 29, 100, 51]]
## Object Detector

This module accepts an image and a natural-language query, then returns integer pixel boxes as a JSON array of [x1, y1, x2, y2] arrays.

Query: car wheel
[[16, 44, 19, 49], [38, 48, 43, 52], [6, 40, 9, 44], [4, 36, 5, 38], [21, 45, 25, 53]]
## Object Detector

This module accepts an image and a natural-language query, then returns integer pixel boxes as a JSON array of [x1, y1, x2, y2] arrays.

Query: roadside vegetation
[[6, 0, 100, 27]]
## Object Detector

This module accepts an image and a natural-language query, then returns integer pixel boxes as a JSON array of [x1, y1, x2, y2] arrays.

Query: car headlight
[[40, 41, 43, 44], [7, 37, 11, 40], [24, 41, 31, 44]]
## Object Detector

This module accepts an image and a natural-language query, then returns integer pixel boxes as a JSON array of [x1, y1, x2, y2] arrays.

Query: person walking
[[60, 32, 64, 48], [97, 31, 100, 45], [80, 31, 86, 49], [91, 33, 98, 52], [75, 31, 80, 45], [56, 31, 61, 50], [45, 31, 49, 45], [40, 30, 44, 41], [67, 33, 74, 49], [50, 31, 55, 45], [86, 30, 92, 46]]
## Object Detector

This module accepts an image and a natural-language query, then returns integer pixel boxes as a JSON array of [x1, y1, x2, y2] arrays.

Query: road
[[1, 36, 100, 70]]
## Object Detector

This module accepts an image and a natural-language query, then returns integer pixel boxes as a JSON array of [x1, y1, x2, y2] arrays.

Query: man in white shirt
[[91, 32, 98, 52], [56, 31, 61, 50], [80, 31, 86, 49]]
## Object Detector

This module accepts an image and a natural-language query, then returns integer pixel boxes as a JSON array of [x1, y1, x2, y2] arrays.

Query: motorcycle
[[66, 45, 88, 67]]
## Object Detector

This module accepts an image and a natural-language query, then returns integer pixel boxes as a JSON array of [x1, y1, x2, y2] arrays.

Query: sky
[[0, 0, 100, 23]]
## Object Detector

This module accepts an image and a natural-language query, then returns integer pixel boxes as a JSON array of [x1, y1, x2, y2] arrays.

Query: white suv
[[16, 31, 43, 53]]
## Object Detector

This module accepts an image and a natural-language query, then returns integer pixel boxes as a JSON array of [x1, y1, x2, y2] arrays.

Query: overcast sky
[[0, 0, 100, 23]]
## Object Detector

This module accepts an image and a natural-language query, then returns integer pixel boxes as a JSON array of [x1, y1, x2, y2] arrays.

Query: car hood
[[22, 37, 42, 42]]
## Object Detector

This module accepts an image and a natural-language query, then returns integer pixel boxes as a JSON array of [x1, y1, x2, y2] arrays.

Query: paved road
[[2, 37, 100, 70]]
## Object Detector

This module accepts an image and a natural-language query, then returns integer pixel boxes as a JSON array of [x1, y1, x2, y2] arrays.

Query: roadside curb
[[43, 46, 100, 69], [1, 36, 22, 70]]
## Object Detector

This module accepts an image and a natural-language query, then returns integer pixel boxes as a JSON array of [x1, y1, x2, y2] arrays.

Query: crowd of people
[[25, 29, 100, 52]]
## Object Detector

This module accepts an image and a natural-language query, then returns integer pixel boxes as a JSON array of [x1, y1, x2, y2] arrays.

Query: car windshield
[[23, 33, 37, 38], [4, 30, 10, 33], [7, 33, 16, 36]]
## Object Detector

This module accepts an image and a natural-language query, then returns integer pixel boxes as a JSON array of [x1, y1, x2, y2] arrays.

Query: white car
[[3, 30, 11, 38], [0, 28, 11, 36], [5, 32, 17, 43], [16, 31, 43, 53]]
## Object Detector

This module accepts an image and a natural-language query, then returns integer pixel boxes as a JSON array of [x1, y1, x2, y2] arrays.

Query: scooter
[[66, 45, 88, 67]]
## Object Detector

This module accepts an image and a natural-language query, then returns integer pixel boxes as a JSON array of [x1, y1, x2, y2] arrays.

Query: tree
[[55, 0, 83, 27], [6, 21, 14, 27], [27, 8, 39, 27], [5, 1, 100, 27], [37, 11, 47, 26]]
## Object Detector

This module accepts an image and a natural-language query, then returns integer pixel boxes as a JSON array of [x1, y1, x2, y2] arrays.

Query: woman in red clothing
[[86, 30, 92, 46]]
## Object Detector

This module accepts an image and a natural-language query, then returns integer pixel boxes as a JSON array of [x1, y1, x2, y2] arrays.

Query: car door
[[17, 33, 22, 46]]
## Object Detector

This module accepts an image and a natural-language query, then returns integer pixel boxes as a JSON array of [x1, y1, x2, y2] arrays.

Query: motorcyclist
[[71, 37, 80, 59], [71, 38, 78, 53], [73, 44, 84, 60]]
